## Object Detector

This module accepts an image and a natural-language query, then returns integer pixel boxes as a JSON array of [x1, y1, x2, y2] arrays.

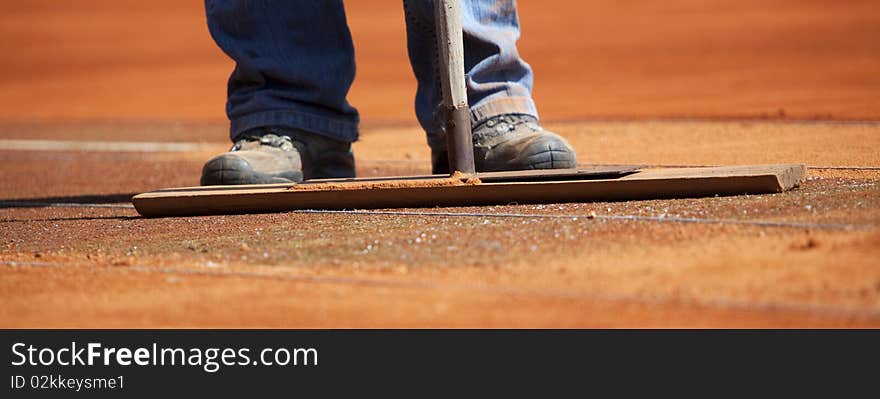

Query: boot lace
[[230, 133, 295, 152], [474, 114, 543, 139]]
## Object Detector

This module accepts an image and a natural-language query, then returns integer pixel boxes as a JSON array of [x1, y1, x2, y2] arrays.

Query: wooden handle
[[434, 0, 475, 174]]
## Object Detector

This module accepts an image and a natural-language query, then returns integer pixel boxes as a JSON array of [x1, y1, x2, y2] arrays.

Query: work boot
[[432, 114, 577, 174], [200, 126, 355, 185]]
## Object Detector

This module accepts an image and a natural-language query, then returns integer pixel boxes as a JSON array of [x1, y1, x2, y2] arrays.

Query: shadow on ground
[[0, 193, 136, 208]]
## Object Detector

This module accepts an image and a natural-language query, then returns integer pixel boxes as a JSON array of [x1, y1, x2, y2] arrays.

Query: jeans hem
[[230, 110, 359, 142], [469, 96, 538, 125], [427, 96, 539, 150]]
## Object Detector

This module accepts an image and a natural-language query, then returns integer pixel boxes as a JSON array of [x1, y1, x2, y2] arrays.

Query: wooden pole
[[434, 0, 476, 174]]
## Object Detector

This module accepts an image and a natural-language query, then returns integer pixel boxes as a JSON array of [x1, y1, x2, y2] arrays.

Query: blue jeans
[[205, 0, 537, 150]]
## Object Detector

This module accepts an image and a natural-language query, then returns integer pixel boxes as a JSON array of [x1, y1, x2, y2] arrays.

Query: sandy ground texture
[[1, 121, 878, 328], [0, 1, 878, 327]]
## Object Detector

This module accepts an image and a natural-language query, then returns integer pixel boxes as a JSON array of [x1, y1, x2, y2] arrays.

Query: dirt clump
[[288, 171, 481, 192]]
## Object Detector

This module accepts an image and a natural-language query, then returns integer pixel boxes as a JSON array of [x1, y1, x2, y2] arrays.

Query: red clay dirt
[[0, 0, 878, 124], [1, 1, 879, 327], [2, 124, 879, 327]]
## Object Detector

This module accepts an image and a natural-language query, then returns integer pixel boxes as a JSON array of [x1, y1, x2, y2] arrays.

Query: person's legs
[[201, 0, 575, 185], [404, 0, 534, 148], [201, 0, 357, 184], [205, 0, 358, 141], [206, 0, 359, 141], [403, 0, 577, 173]]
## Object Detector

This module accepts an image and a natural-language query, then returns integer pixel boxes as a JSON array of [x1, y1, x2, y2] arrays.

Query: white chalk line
[[0, 139, 221, 152], [0, 139, 877, 171], [0, 201, 874, 230], [290, 209, 874, 231]]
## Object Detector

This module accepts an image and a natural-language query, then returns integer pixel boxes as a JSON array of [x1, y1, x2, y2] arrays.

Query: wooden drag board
[[132, 164, 806, 217]]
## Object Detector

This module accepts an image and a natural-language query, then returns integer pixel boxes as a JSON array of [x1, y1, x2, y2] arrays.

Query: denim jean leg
[[403, 0, 538, 151], [205, 0, 359, 142]]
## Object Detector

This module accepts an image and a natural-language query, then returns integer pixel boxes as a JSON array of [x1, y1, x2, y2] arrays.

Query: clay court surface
[[1, 0, 879, 327]]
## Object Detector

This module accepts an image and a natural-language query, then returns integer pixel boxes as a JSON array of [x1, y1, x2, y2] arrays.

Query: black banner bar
[[2, 330, 876, 396]]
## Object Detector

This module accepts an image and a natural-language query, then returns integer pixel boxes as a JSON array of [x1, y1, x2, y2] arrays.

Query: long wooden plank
[[147, 165, 641, 195], [132, 164, 806, 217]]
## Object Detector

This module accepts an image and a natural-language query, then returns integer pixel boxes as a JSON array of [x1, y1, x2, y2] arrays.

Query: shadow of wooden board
[[133, 164, 806, 217]]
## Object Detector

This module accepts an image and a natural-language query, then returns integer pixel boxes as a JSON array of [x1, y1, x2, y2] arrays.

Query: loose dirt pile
[[288, 171, 481, 192]]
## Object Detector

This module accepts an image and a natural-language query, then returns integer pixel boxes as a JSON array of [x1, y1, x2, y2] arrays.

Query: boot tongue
[[474, 115, 541, 142], [480, 114, 537, 132], [231, 133, 294, 151]]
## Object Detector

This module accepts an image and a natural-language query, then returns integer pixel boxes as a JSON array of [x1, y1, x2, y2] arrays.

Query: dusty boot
[[200, 126, 355, 185], [432, 114, 577, 174]]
